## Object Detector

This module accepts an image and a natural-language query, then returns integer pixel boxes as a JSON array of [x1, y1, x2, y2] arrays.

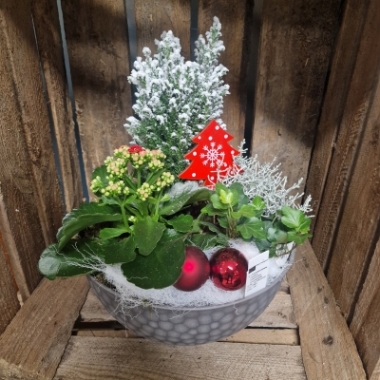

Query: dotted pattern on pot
[[88, 255, 293, 346]]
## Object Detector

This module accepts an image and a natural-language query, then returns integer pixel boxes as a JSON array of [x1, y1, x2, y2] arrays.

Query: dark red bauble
[[210, 248, 248, 291], [174, 246, 210, 292]]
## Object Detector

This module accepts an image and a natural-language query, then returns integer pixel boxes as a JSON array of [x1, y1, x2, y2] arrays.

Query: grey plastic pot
[[88, 251, 294, 346]]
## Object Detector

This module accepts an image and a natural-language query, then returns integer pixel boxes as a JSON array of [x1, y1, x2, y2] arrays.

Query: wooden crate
[[0, 0, 379, 379]]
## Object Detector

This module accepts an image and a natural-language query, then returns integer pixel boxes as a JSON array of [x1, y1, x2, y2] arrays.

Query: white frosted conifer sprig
[[125, 17, 229, 175], [220, 142, 313, 217]]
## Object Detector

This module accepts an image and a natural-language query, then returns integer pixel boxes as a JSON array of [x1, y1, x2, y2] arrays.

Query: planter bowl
[[88, 251, 294, 346]]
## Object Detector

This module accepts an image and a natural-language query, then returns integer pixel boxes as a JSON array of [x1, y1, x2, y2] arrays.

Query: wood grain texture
[[198, 0, 254, 147], [0, 277, 89, 380], [62, 0, 132, 186], [76, 327, 298, 345], [55, 337, 306, 379], [0, 0, 63, 299], [252, 0, 341, 188], [251, 290, 297, 329], [135, 0, 191, 61], [80, 288, 297, 329], [305, 0, 370, 233], [31, 0, 82, 211], [0, 239, 19, 335], [287, 242, 366, 380], [371, 361, 380, 380], [221, 328, 299, 345], [324, 28, 380, 319], [311, 0, 380, 270], [351, 239, 380, 378]]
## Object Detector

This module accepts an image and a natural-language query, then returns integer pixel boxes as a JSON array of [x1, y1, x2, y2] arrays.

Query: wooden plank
[[0, 239, 19, 335], [350, 239, 380, 378], [198, 0, 254, 146], [62, 0, 132, 186], [76, 327, 298, 345], [135, 0, 191, 61], [80, 288, 297, 329], [311, 0, 380, 270], [0, 0, 63, 299], [252, 0, 341, 188], [55, 337, 306, 379], [221, 328, 298, 345], [305, 0, 371, 233], [370, 361, 380, 380], [0, 277, 89, 380], [31, 0, 82, 211], [251, 290, 297, 329], [287, 241, 366, 380], [324, 54, 380, 319]]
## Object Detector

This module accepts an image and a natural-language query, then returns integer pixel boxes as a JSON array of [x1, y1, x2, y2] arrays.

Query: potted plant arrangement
[[38, 18, 312, 346]]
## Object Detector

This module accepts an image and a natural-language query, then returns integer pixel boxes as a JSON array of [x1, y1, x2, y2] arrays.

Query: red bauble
[[174, 246, 210, 292], [210, 248, 248, 291]]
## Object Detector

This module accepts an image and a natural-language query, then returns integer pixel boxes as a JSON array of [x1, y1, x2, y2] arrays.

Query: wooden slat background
[[31, 0, 82, 212], [61, 0, 132, 186], [0, 0, 63, 300], [0, 238, 19, 335], [0, 0, 379, 376], [251, 0, 341, 188]]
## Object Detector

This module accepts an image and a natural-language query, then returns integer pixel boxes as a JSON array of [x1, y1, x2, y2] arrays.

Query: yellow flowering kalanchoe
[[90, 145, 174, 204]]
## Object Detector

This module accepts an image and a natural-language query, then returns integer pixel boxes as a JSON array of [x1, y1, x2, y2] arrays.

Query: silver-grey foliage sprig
[[125, 17, 229, 175], [221, 142, 313, 217]]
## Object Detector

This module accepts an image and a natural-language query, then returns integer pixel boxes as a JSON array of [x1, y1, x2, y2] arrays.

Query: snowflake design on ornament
[[179, 120, 240, 188], [200, 142, 225, 168]]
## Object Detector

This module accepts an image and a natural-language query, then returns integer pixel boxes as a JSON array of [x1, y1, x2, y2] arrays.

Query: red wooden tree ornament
[[178, 120, 240, 187]]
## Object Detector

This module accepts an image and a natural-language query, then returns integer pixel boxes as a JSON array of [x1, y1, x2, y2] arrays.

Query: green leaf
[[229, 182, 249, 208], [201, 203, 224, 216], [199, 220, 224, 235], [210, 193, 229, 210], [267, 227, 288, 244], [215, 182, 229, 194], [103, 237, 136, 264], [39, 240, 97, 280], [167, 214, 194, 233], [92, 164, 108, 183], [231, 204, 257, 219], [39, 238, 138, 279], [188, 233, 219, 250], [91, 165, 108, 197], [159, 188, 212, 216], [219, 189, 235, 205], [217, 216, 228, 228], [252, 196, 266, 212], [121, 231, 185, 289], [298, 217, 312, 234], [236, 218, 266, 240], [101, 196, 120, 206], [57, 203, 123, 250], [287, 231, 312, 245], [281, 206, 311, 233], [134, 217, 165, 256], [99, 227, 130, 240], [255, 238, 271, 253]]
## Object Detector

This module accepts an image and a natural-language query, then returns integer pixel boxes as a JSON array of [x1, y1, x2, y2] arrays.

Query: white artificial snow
[[86, 239, 292, 310]]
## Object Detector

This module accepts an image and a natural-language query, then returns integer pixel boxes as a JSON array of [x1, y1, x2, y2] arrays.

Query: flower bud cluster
[[90, 146, 174, 202], [91, 176, 130, 197], [155, 172, 175, 191]]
